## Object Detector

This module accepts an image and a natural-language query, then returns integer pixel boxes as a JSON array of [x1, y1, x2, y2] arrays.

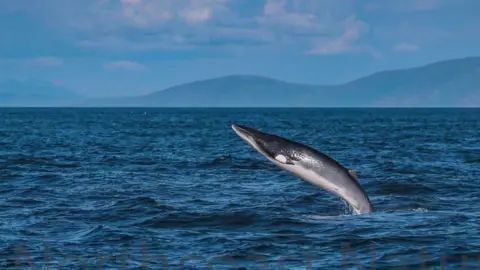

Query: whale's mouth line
[[231, 124, 255, 138], [232, 124, 296, 166], [232, 124, 268, 157]]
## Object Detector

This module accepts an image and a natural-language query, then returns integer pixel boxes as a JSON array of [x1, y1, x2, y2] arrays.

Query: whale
[[231, 124, 374, 215]]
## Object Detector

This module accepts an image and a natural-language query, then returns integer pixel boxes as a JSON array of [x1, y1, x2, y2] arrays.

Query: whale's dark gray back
[[275, 136, 374, 213]]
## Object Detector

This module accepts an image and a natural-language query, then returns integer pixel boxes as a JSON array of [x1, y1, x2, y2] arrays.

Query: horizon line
[[1, 106, 479, 109]]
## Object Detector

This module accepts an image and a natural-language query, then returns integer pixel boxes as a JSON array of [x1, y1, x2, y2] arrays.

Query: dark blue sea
[[1, 108, 479, 269]]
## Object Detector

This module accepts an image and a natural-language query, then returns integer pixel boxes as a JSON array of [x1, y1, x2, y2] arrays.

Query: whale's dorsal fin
[[348, 169, 360, 180]]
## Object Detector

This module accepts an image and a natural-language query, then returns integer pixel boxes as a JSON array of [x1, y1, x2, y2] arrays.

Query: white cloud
[[112, 0, 230, 27], [179, 7, 213, 24], [394, 42, 419, 52], [3, 0, 375, 56], [118, 0, 174, 27], [25, 57, 63, 67], [255, 0, 375, 55], [365, 0, 447, 12], [306, 16, 370, 55], [104, 60, 147, 70]]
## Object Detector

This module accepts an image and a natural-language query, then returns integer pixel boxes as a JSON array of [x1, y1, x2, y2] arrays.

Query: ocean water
[[0, 107, 479, 270]]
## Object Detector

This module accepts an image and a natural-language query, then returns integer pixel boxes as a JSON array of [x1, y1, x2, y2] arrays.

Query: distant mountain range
[[1, 56, 480, 107], [0, 79, 83, 107]]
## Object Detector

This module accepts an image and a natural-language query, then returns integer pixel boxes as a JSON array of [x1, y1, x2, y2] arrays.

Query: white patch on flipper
[[274, 154, 288, 163]]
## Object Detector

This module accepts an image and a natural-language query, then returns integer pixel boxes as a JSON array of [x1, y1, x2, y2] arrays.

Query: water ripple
[[0, 107, 479, 269]]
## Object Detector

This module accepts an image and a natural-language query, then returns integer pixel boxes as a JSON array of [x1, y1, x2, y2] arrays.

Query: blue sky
[[1, 0, 479, 97]]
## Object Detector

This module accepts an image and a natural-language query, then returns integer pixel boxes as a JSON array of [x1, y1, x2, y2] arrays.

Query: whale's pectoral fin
[[348, 169, 360, 180]]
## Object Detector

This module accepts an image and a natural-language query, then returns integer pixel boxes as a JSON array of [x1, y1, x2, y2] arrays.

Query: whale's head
[[231, 124, 303, 166]]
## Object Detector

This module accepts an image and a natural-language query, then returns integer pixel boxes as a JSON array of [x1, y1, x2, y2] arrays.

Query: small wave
[[49, 162, 82, 168], [198, 155, 280, 171], [375, 182, 436, 195], [267, 216, 314, 226], [304, 214, 351, 220], [2, 155, 82, 170], [131, 196, 157, 205], [377, 203, 432, 214], [291, 194, 319, 203], [136, 210, 260, 228], [462, 155, 480, 163], [5, 198, 44, 206], [37, 173, 62, 180], [209, 155, 233, 164], [43, 225, 107, 244], [73, 225, 104, 239], [113, 196, 176, 210], [412, 207, 429, 212]]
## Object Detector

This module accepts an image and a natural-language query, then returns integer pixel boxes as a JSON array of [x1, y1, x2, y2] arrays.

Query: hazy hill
[[0, 79, 83, 106], [77, 75, 338, 107], [2, 56, 480, 107], [83, 56, 480, 107], [338, 56, 480, 107], [141, 75, 333, 107]]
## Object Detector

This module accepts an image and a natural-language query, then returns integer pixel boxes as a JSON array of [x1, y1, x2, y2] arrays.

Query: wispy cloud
[[24, 57, 63, 67], [104, 60, 147, 70], [1, 0, 477, 60], [306, 16, 371, 55], [393, 42, 419, 52], [3, 0, 374, 56], [365, 0, 447, 12]]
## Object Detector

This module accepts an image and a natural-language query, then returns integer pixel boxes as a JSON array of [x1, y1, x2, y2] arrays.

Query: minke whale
[[231, 124, 374, 215]]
